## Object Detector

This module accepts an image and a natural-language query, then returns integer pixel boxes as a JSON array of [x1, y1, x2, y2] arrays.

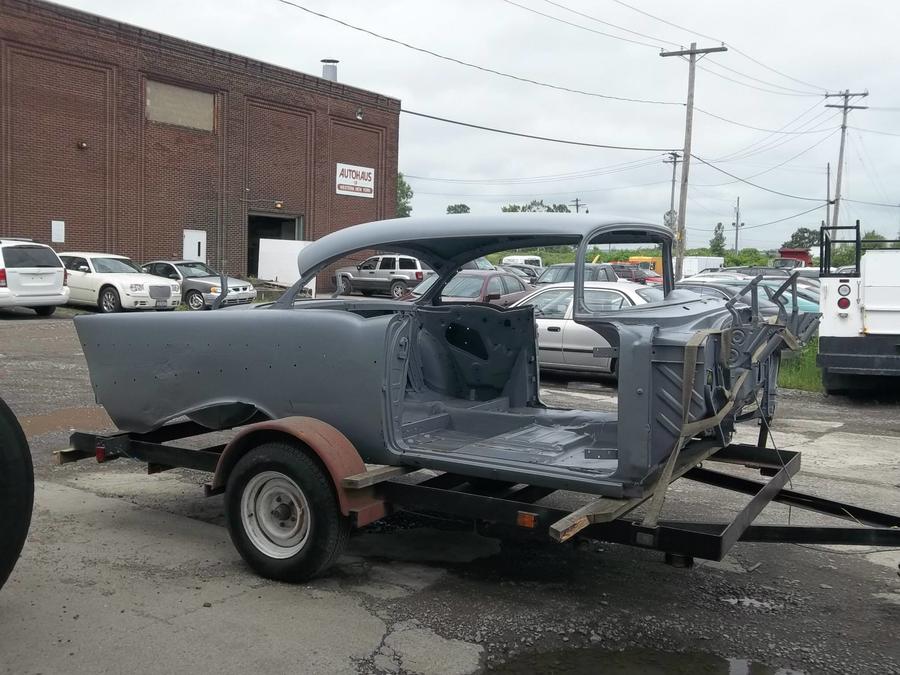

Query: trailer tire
[[0, 396, 33, 590], [225, 441, 349, 582], [821, 369, 848, 396]]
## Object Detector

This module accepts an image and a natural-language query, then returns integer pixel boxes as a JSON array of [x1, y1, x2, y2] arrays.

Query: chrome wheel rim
[[391, 283, 405, 298], [101, 290, 117, 312], [338, 276, 349, 294], [240, 471, 310, 559], [188, 293, 205, 310]]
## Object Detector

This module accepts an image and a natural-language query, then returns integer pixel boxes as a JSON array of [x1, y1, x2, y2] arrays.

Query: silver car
[[512, 281, 665, 375], [142, 260, 257, 310], [334, 254, 432, 298]]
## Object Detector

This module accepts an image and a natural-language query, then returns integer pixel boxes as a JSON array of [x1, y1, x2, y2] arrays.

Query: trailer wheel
[[225, 442, 349, 582], [821, 369, 847, 396], [0, 396, 33, 590]]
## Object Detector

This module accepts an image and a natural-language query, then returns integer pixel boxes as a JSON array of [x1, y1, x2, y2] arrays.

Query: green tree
[[709, 222, 726, 256], [862, 229, 888, 248], [724, 247, 769, 267], [446, 203, 470, 214], [396, 173, 413, 218], [501, 199, 570, 213], [782, 227, 819, 249]]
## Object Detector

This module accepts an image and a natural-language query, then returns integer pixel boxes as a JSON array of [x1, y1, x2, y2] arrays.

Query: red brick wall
[[0, 0, 400, 283]]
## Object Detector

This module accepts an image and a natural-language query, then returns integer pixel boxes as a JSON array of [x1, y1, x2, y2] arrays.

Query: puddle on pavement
[[488, 648, 802, 674], [19, 406, 112, 437]]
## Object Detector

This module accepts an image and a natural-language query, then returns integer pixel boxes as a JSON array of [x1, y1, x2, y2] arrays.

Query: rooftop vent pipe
[[321, 59, 339, 82]]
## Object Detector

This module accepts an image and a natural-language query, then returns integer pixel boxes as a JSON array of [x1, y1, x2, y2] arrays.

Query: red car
[[411, 270, 532, 306]]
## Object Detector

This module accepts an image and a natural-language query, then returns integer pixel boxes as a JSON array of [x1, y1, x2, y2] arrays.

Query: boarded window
[[145, 80, 214, 131]]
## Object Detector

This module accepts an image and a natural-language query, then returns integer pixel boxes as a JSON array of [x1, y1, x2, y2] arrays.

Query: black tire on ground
[[336, 276, 352, 295], [389, 280, 407, 299], [185, 290, 207, 311], [31, 306, 56, 317], [98, 286, 122, 313], [0, 396, 34, 590], [225, 442, 350, 582], [821, 368, 849, 395]]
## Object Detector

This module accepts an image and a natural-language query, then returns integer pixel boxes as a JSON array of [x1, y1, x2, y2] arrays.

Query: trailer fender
[[211, 417, 386, 526]]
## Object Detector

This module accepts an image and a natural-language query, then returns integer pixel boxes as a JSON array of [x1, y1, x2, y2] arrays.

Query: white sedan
[[59, 252, 181, 313], [511, 281, 664, 375]]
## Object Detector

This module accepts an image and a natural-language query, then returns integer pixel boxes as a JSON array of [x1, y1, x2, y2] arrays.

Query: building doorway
[[247, 214, 302, 277]]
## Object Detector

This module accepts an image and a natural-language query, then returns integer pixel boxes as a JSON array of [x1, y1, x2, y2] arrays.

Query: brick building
[[0, 0, 400, 282]]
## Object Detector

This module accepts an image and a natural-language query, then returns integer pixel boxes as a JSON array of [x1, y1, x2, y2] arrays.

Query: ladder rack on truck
[[57, 418, 900, 581], [818, 221, 900, 393]]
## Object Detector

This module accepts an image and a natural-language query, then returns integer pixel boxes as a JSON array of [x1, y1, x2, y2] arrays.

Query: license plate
[[155, 300, 168, 308]]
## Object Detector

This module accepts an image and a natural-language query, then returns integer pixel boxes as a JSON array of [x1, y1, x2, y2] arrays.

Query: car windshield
[[176, 262, 217, 278], [470, 257, 494, 270], [411, 275, 438, 296], [442, 275, 484, 298], [636, 287, 665, 302], [535, 266, 572, 284], [92, 257, 142, 273]]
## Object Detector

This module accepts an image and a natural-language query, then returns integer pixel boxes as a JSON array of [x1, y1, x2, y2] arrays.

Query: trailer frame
[[58, 417, 900, 572]]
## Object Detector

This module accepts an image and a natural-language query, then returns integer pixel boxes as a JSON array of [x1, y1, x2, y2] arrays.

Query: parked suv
[[0, 239, 69, 316], [334, 254, 433, 298]]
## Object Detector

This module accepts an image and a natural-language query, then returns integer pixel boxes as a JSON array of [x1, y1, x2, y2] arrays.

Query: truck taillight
[[416, 271, 423, 281], [0, 268, 6, 288], [837, 297, 850, 310]]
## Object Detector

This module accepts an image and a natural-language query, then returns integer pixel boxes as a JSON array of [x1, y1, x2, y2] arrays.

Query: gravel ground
[[1, 308, 898, 674]]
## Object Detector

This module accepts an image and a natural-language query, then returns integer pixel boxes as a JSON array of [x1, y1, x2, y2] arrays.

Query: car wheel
[[337, 275, 352, 295], [225, 442, 350, 582], [0, 396, 33, 589], [821, 369, 849, 396], [31, 306, 56, 317], [186, 290, 207, 311], [98, 287, 122, 314], [390, 280, 407, 299]]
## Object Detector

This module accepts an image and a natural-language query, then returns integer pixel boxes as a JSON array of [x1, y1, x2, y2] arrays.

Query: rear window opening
[[2, 245, 62, 268]]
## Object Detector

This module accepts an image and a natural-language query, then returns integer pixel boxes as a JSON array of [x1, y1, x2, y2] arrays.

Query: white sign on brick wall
[[335, 163, 375, 198]]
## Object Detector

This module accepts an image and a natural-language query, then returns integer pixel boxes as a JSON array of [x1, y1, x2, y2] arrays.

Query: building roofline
[[3, 0, 401, 112]]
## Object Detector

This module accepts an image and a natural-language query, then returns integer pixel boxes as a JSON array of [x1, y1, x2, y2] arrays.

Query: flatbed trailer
[[58, 417, 900, 580]]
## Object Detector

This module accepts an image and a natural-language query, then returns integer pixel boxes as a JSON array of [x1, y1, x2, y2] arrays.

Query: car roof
[[144, 260, 205, 265], [58, 252, 129, 259], [528, 280, 645, 292], [0, 238, 49, 246], [544, 262, 610, 268], [453, 269, 498, 276], [296, 214, 669, 281]]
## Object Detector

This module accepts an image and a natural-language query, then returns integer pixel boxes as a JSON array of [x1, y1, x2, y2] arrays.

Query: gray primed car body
[[74, 214, 817, 498]]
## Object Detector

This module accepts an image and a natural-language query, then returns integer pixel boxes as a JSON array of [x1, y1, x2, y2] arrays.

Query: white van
[[501, 255, 543, 268], [0, 239, 69, 316]]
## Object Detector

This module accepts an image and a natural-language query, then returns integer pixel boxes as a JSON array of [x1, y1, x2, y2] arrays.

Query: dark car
[[677, 281, 781, 319], [610, 264, 641, 283], [437, 270, 531, 306], [722, 266, 790, 277], [534, 263, 618, 285], [504, 263, 540, 281]]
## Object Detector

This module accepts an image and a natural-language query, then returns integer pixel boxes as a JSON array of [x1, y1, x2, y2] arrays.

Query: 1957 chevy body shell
[[74, 215, 818, 498]]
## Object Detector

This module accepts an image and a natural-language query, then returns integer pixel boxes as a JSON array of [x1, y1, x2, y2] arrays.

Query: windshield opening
[[177, 262, 217, 278], [92, 257, 142, 274]]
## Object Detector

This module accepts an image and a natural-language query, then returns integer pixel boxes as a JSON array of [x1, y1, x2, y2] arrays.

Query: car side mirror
[[78, 265, 90, 273], [484, 293, 501, 302], [168, 273, 179, 280]]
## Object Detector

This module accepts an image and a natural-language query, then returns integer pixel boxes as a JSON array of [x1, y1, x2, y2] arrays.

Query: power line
[[540, 0, 680, 47], [688, 204, 826, 232], [275, 0, 681, 105], [711, 100, 827, 162], [694, 107, 836, 134], [608, 0, 831, 93], [402, 109, 679, 152], [694, 63, 823, 97], [852, 126, 900, 137], [405, 157, 662, 185], [715, 110, 841, 163], [413, 179, 671, 199], [692, 128, 839, 187], [500, 0, 662, 48], [843, 198, 900, 208], [690, 155, 826, 201]]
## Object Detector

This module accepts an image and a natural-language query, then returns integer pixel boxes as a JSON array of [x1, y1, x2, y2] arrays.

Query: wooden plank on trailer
[[342, 465, 413, 489]]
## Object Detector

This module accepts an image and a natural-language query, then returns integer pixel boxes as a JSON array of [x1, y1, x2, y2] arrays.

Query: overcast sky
[[58, 0, 900, 249]]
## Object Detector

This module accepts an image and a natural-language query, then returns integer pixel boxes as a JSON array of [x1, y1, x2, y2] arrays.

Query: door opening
[[247, 215, 301, 277]]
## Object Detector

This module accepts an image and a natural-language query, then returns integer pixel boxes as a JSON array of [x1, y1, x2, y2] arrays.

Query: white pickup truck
[[817, 224, 900, 393]]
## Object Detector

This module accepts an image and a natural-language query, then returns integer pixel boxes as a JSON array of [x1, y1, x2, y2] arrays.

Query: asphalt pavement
[[1, 308, 898, 674]]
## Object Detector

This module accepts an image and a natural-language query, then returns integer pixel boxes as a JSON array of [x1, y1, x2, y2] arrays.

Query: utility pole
[[825, 162, 831, 228], [663, 152, 680, 230], [661, 42, 728, 280], [569, 197, 587, 214], [731, 196, 744, 252], [825, 90, 868, 229]]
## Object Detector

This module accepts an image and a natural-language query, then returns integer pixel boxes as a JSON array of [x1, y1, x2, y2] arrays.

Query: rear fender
[[211, 417, 386, 526]]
